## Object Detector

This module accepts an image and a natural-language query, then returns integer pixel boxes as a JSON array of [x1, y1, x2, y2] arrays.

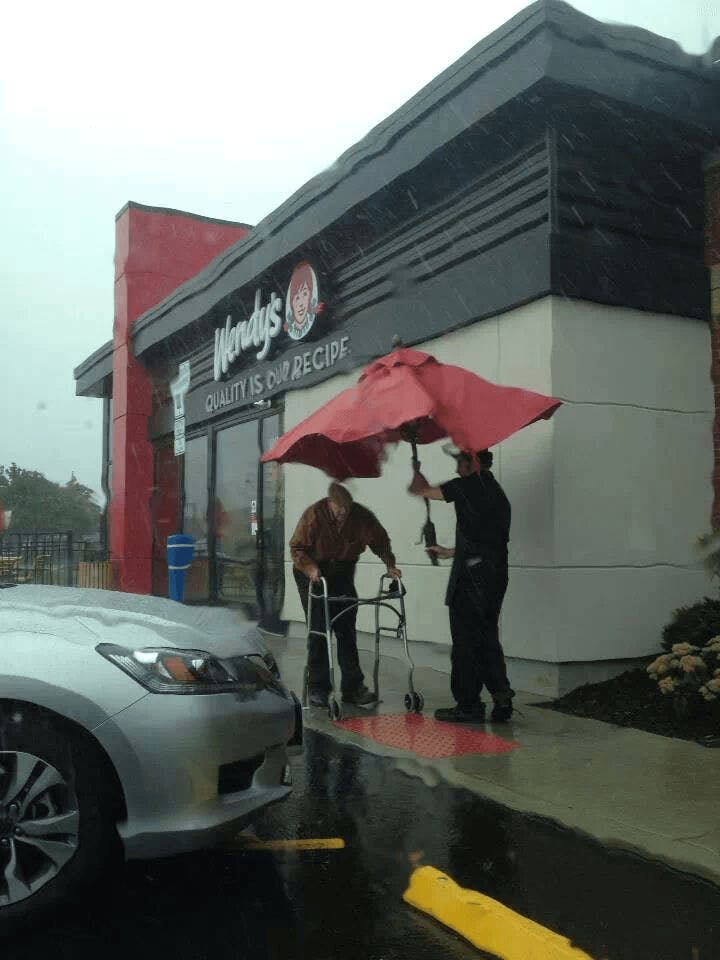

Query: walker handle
[[382, 573, 407, 597]]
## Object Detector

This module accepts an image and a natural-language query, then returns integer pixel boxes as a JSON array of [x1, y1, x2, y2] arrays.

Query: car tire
[[0, 703, 120, 934]]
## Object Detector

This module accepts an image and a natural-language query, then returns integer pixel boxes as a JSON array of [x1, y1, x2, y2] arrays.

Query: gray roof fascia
[[127, 0, 719, 357], [74, 340, 113, 397]]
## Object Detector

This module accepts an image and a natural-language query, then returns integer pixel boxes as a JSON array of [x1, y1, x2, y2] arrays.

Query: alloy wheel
[[0, 751, 79, 906]]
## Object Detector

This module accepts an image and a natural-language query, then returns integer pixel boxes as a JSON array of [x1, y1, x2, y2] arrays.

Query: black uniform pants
[[294, 563, 364, 695], [448, 563, 510, 708]]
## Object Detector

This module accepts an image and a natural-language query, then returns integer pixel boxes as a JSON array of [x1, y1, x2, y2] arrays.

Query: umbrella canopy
[[261, 348, 561, 480]]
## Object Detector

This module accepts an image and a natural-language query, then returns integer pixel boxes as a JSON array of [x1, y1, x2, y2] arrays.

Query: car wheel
[[0, 704, 119, 933]]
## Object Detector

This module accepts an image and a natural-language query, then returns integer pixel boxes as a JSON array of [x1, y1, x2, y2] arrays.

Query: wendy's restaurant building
[[74, 0, 720, 696]]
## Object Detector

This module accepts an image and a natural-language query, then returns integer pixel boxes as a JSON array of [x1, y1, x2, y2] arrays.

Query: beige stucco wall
[[281, 296, 713, 688]]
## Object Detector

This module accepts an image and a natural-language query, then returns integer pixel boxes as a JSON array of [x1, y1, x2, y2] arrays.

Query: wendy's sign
[[212, 261, 325, 381], [160, 331, 354, 433], [204, 336, 350, 415]]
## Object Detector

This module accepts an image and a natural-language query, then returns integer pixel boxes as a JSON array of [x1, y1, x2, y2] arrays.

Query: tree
[[0, 463, 102, 536]]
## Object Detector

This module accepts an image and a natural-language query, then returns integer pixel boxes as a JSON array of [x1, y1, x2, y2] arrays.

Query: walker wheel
[[413, 692, 424, 714], [404, 693, 413, 712], [328, 699, 342, 721]]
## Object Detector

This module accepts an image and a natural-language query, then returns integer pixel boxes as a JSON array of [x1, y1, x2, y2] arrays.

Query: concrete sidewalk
[[264, 629, 720, 888]]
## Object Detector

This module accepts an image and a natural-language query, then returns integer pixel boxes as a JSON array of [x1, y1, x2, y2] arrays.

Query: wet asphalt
[[4, 729, 720, 960]]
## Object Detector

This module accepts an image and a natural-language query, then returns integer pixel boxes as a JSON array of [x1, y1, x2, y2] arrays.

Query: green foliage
[[0, 463, 101, 536], [661, 598, 720, 653], [697, 530, 720, 582]]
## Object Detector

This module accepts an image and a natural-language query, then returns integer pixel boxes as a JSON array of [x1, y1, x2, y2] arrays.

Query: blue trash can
[[167, 534, 195, 602]]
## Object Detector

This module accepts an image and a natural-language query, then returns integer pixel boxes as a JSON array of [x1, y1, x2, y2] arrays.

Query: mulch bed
[[535, 667, 720, 744]]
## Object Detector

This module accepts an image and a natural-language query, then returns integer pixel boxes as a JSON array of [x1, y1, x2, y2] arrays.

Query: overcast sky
[[1, 0, 718, 502]]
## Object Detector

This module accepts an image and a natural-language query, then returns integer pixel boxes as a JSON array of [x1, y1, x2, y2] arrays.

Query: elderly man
[[409, 448, 514, 723], [290, 483, 402, 707]]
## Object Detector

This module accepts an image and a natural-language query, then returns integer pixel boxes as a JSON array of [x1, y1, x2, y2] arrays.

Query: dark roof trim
[[130, 0, 719, 357], [74, 340, 113, 398]]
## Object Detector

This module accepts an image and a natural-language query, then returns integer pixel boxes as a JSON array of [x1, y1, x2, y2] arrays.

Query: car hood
[[0, 585, 270, 659]]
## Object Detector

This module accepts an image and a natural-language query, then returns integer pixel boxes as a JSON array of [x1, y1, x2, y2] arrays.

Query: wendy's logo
[[285, 262, 324, 341]]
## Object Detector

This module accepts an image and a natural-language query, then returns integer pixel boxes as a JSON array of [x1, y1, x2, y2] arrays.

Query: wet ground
[[5, 730, 720, 959]]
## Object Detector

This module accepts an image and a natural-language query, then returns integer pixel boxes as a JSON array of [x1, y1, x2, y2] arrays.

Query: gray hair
[[328, 483, 353, 508]]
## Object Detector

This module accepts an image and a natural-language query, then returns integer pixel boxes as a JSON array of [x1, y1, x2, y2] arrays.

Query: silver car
[[0, 584, 301, 928]]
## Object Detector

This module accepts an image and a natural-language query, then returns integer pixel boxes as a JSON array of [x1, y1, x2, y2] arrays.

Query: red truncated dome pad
[[337, 713, 520, 758]]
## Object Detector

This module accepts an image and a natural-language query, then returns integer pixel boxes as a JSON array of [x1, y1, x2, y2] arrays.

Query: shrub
[[697, 530, 720, 582], [647, 637, 720, 718], [661, 597, 720, 653]]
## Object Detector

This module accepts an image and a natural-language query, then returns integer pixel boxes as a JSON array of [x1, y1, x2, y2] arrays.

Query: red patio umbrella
[[263, 347, 560, 476], [261, 345, 561, 560]]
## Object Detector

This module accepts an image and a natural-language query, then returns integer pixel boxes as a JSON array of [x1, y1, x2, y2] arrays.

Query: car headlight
[[96, 643, 275, 696], [242, 628, 281, 680], [258, 650, 280, 679]]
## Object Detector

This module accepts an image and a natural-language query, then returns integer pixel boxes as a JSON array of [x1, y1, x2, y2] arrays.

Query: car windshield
[[2, 2, 720, 956]]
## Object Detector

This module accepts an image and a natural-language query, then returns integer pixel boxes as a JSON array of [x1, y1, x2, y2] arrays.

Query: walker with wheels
[[302, 573, 424, 722]]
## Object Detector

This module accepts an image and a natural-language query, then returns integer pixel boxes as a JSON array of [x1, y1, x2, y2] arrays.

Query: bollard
[[166, 534, 195, 602]]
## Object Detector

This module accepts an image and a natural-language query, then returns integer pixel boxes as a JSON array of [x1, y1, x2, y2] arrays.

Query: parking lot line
[[239, 837, 346, 851], [403, 866, 594, 959]]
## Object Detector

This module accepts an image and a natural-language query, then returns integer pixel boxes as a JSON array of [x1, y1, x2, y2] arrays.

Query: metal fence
[[0, 531, 112, 589]]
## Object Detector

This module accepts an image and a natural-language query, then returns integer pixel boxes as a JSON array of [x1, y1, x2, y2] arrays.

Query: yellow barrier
[[77, 561, 115, 590], [0, 556, 20, 577], [403, 866, 594, 960]]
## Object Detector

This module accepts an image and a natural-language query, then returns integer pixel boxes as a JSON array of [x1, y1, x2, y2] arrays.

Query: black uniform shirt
[[440, 470, 511, 565]]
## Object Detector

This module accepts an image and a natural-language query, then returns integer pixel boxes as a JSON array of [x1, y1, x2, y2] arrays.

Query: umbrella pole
[[410, 441, 439, 567]]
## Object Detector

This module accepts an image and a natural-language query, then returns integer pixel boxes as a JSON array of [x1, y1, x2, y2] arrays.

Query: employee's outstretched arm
[[408, 469, 445, 501], [426, 544, 454, 560]]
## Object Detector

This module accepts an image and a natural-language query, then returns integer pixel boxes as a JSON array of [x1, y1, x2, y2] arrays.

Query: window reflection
[[183, 435, 209, 601], [178, 413, 285, 616], [216, 420, 259, 610], [262, 414, 285, 621]]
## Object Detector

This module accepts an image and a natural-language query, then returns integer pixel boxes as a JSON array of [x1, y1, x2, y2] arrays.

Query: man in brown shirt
[[291, 482, 401, 707]]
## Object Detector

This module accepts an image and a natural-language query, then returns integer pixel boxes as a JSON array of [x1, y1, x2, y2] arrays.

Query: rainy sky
[[1, 0, 718, 501]]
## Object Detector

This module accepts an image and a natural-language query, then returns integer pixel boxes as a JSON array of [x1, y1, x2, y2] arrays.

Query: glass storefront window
[[182, 435, 209, 601], [151, 441, 180, 598], [261, 414, 285, 626], [177, 410, 285, 620], [215, 419, 259, 612]]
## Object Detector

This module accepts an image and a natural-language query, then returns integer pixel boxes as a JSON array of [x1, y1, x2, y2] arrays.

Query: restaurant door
[[182, 408, 284, 627]]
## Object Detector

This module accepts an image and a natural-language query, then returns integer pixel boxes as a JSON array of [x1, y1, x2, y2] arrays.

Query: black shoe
[[490, 690, 515, 723], [342, 684, 377, 706], [434, 703, 485, 724], [309, 691, 329, 708]]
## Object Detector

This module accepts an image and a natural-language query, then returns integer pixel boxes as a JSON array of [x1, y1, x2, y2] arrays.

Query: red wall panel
[[110, 204, 248, 593]]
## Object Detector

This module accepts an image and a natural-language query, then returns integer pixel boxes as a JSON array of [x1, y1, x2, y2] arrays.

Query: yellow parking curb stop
[[403, 866, 594, 959]]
